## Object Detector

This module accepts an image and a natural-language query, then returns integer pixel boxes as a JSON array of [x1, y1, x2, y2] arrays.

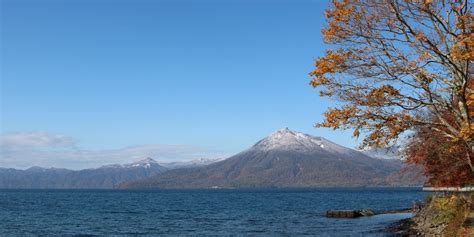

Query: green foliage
[[431, 195, 458, 225]]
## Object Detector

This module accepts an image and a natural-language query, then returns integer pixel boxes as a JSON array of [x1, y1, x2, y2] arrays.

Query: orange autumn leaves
[[453, 12, 474, 60], [321, 0, 357, 42], [309, 49, 351, 91]]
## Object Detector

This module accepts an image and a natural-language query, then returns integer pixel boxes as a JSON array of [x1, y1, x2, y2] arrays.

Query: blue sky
[[1, 0, 360, 168]]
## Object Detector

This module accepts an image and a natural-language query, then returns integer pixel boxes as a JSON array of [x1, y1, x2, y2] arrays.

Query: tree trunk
[[468, 144, 474, 173]]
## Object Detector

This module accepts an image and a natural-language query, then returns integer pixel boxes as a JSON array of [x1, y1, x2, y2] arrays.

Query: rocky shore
[[326, 208, 411, 218], [388, 193, 474, 236], [388, 218, 422, 236]]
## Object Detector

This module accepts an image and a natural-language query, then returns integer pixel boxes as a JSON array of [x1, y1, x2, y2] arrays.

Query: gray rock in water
[[326, 209, 375, 218], [359, 209, 375, 216]]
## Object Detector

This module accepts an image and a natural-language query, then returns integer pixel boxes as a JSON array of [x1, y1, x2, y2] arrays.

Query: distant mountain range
[[159, 158, 224, 169], [360, 145, 403, 160], [121, 128, 424, 189], [0, 158, 167, 189]]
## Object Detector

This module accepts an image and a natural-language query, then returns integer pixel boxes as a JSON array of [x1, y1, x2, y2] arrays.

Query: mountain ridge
[[121, 128, 423, 189], [0, 158, 168, 189]]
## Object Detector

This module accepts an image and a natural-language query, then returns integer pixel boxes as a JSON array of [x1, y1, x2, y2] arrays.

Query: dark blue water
[[0, 188, 426, 236]]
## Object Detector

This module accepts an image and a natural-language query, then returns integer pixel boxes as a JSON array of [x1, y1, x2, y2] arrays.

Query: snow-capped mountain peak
[[134, 157, 158, 164], [254, 128, 324, 150], [128, 157, 158, 168], [252, 128, 360, 156]]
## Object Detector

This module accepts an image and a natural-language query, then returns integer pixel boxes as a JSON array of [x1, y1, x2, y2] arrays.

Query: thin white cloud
[[1, 131, 77, 149], [0, 131, 229, 170]]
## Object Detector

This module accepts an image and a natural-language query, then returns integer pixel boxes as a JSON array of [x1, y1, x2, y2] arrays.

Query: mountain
[[121, 128, 423, 189], [159, 158, 224, 169], [361, 145, 403, 159], [0, 158, 167, 189]]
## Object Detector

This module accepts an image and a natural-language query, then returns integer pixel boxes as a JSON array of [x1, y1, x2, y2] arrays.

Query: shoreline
[[387, 218, 418, 235], [387, 193, 474, 236]]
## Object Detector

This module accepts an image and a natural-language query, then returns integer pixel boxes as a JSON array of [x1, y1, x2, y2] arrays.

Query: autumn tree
[[405, 113, 473, 186], [310, 0, 473, 173]]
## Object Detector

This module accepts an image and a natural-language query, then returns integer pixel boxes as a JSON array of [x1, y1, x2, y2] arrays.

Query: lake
[[0, 188, 427, 236]]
